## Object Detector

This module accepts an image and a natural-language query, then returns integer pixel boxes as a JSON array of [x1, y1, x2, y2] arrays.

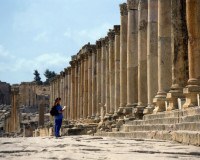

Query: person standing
[[54, 97, 65, 138]]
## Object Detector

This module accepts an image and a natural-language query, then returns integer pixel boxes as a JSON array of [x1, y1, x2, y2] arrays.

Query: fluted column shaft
[[83, 54, 88, 118], [96, 41, 102, 117], [108, 31, 115, 114], [183, 0, 200, 108], [77, 60, 81, 119], [67, 68, 71, 120], [100, 39, 106, 116], [88, 51, 93, 118], [92, 49, 97, 117], [114, 25, 120, 113], [105, 37, 110, 115], [126, 0, 138, 112], [70, 61, 75, 119], [80, 56, 84, 118], [137, 0, 148, 116], [144, 0, 158, 114], [166, 0, 188, 111], [119, 3, 128, 110], [153, 0, 172, 113]]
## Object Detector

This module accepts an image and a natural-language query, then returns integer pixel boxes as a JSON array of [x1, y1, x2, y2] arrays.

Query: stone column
[[92, 48, 97, 118], [105, 37, 110, 117], [70, 60, 76, 120], [153, 0, 172, 113], [136, 0, 148, 118], [100, 38, 106, 119], [83, 53, 88, 118], [126, 0, 139, 116], [60, 72, 65, 108], [119, 3, 128, 113], [143, 0, 158, 115], [67, 67, 71, 120], [108, 30, 115, 114], [96, 40, 101, 118], [114, 25, 120, 114], [64, 68, 69, 119], [74, 58, 78, 120], [88, 50, 93, 118], [80, 55, 84, 119], [166, 0, 188, 111], [183, 0, 200, 108], [38, 97, 44, 127], [77, 58, 81, 119], [10, 85, 20, 132]]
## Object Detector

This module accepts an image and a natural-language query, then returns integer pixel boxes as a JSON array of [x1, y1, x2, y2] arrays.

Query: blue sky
[[0, 0, 125, 84]]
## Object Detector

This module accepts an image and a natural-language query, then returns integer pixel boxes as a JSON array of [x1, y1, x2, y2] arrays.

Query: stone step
[[95, 130, 200, 146], [127, 117, 180, 125], [143, 110, 181, 120], [175, 122, 200, 131], [123, 122, 200, 132], [143, 107, 200, 121], [123, 124, 174, 132], [181, 114, 200, 123]]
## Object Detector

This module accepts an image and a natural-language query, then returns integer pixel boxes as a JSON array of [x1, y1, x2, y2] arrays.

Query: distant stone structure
[[46, 0, 200, 145], [2, 82, 50, 137], [0, 81, 11, 105]]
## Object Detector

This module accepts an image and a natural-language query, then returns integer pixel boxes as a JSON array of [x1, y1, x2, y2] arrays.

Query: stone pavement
[[0, 135, 200, 160]]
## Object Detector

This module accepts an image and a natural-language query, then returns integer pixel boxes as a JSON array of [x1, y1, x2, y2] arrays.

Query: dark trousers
[[54, 118, 62, 137]]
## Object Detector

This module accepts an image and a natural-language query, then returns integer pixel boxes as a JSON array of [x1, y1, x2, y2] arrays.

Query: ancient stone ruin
[[1, 0, 200, 146], [1, 82, 50, 137]]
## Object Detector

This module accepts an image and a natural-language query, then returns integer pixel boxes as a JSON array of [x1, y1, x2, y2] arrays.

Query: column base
[[166, 88, 184, 111], [183, 84, 200, 109], [143, 104, 154, 115], [134, 103, 146, 119], [153, 92, 167, 113]]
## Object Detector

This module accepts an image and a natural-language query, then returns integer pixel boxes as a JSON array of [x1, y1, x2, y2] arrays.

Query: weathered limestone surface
[[83, 53, 88, 118], [119, 3, 128, 111], [136, 0, 148, 118], [88, 50, 92, 118], [105, 37, 110, 116], [1, 135, 200, 160], [126, 0, 138, 115], [70, 59, 76, 119], [92, 48, 97, 118], [114, 25, 120, 114], [0, 81, 11, 105], [183, 0, 200, 108], [96, 41, 101, 118], [167, 0, 188, 111], [153, 0, 172, 113], [144, 0, 158, 115], [100, 38, 106, 117], [108, 30, 115, 114]]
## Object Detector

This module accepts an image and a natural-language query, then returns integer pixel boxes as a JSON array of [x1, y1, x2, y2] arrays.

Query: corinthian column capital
[[127, 0, 139, 10], [114, 25, 120, 35], [120, 3, 128, 16], [108, 30, 115, 42], [96, 40, 102, 49]]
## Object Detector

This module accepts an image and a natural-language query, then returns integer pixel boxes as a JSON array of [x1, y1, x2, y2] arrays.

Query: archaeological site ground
[[1, 0, 200, 159]]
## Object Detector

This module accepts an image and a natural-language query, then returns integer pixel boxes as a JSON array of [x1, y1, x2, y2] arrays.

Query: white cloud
[[0, 44, 70, 83], [0, 45, 15, 59], [63, 23, 113, 45]]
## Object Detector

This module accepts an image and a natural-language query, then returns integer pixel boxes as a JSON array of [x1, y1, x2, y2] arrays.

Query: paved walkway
[[0, 135, 200, 160]]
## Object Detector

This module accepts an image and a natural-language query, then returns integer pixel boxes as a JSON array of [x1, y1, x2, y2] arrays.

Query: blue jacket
[[54, 104, 63, 120]]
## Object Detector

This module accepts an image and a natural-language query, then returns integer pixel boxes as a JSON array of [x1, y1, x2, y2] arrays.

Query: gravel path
[[0, 135, 200, 160]]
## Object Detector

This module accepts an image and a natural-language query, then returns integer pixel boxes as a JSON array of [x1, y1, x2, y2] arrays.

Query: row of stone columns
[[49, 0, 200, 121]]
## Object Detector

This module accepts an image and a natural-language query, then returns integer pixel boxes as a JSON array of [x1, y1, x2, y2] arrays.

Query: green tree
[[33, 70, 43, 85], [44, 69, 57, 84]]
